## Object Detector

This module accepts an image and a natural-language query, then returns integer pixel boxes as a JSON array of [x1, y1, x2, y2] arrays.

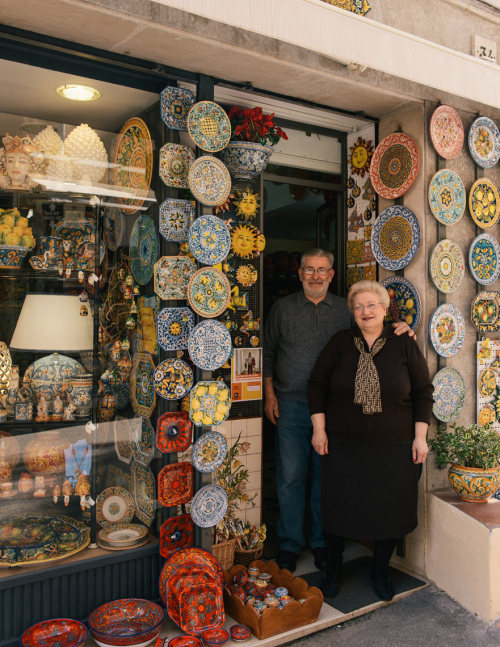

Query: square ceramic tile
[[247, 470, 261, 490], [231, 418, 247, 440], [244, 506, 261, 525], [245, 489, 261, 508], [246, 453, 261, 472], [247, 434, 262, 454], [246, 417, 261, 437]]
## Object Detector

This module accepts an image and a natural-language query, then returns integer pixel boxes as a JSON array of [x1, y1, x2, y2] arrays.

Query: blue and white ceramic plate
[[159, 143, 195, 188], [154, 255, 197, 301], [188, 319, 232, 371], [187, 101, 231, 153], [190, 484, 228, 528], [469, 233, 500, 285], [159, 199, 195, 242], [160, 85, 196, 131], [130, 352, 156, 418], [468, 116, 500, 168], [429, 304, 465, 358], [432, 367, 465, 423], [191, 431, 228, 473], [153, 358, 193, 400], [129, 214, 159, 285], [157, 307, 194, 352], [131, 415, 155, 466], [428, 169, 465, 225], [188, 215, 231, 265], [131, 462, 156, 527], [188, 156, 231, 206], [381, 275, 421, 331], [187, 267, 231, 318], [370, 205, 420, 270]]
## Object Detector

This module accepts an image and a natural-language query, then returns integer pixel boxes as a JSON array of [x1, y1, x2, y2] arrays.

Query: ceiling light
[[56, 84, 101, 102]]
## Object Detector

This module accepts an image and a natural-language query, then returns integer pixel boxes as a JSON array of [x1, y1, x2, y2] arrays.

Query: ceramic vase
[[23, 353, 86, 400], [68, 374, 93, 418], [23, 432, 69, 476], [448, 463, 500, 503], [219, 141, 273, 180]]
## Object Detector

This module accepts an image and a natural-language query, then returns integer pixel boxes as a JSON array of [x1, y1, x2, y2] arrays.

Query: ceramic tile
[[246, 417, 262, 437], [231, 418, 247, 440], [246, 453, 262, 472], [245, 489, 261, 508], [247, 470, 261, 490], [246, 434, 262, 454], [244, 506, 261, 525]]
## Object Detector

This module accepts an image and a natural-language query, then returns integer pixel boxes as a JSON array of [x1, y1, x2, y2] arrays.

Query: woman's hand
[[393, 321, 416, 340], [412, 436, 428, 464], [312, 429, 329, 455]]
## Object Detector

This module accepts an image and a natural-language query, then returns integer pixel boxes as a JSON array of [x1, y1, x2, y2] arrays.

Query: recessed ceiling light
[[56, 84, 101, 102]]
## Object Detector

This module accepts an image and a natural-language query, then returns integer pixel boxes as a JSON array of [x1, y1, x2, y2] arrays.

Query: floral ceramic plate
[[429, 105, 464, 159], [159, 514, 194, 558], [469, 233, 500, 285], [478, 368, 497, 398], [97, 523, 148, 547], [153, 358, 193, 400], [130, 352, 156, 418], [381, 275, 421, 331], [156, 411, 193, 453], [471, 291, 500, 332], [154, 255, 197, 300], [96, 486, 135, 528], [432, 367, 465, 423], [129, 214, 159, 285], [159, 143, 196, 188], [429, 239, 464, 294], [188, 320, 232, 371], [188, 215, 231, 265], [187, 267, 231, 318], [189, 380, 231, 426], [468, 116, 500, 168], [428, 169, 465, 225], [159, 199, 196, 242], [161, 85, 196, 130], [369, 132, 419, 199], [159, 547, 224, 601], [177, 582, 225, 635], [191, 431, 227, 473], [187, 101, 232, 153], [468, 178, 500, 229], [370, 205, 420, 270], [188, 156, 231, 206], [131, 462, 156, 527], [230, 223, 266, 260], [429, 303, 465, 358], [157, 307, 194, 351], [131, 416, 155, 466], [158, 462, 194, 506], [190, 484, 228, 528]]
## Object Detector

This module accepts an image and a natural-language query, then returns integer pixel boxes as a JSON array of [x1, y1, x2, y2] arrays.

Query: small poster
[[231, 347, 262, 402]]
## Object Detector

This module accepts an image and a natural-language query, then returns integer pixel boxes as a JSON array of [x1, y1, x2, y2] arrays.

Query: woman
[[307, 280, 433, 601]]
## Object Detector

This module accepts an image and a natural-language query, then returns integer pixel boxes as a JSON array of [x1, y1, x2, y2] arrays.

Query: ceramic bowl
[[20, 618, 88, 647], [0, 245, 29, 269], [201, 628, 229, 647], [168, 637, 203, 647], [229, 625, 251, 642], [88, 598, 164, 647]]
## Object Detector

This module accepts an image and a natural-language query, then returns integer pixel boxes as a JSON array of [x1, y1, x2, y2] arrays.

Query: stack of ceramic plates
[[97, 523, 148, 551]]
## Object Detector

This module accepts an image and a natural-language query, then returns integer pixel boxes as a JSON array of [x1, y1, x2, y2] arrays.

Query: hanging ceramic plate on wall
[[429, 239, 464, 294], [189, 380, 231, 426], [161, 86, 196, 130], [188, 320, 232, 371], [369, 132, 419, 199], [187, 101, 231, 152], [158, 462, 194, 507], [469, 233, 500, 285], [188, 215, 231, 265], [429, 105, 464, 159], [130, 352, 156, 418], [428, 169, 465, 225], [156, 411, 193, 453], [370, 205, 420, 270], [191, 431, 227, 473], [188, 156, 231, 206], [381, 275, 421, 331], [154, 256, 197, 300], [159, 514, 194, 558], [157, 307, 194, 352], [429, 303, 465, 358], [187, 267, 231, 318], [432, 367, 465, 422], [159, 199, 196, 242], [190, 484, 228, 528], [104, 208, 126, 251], [471, 291, 500, 333], [153, 358, 193, 400], [159, 143, 196, 188], [468, 178, 500, 229], [129, 214, 159, 285], [468, 116, 500, 168], [131, 415, 155, 466], [96, 487, 135, 528]]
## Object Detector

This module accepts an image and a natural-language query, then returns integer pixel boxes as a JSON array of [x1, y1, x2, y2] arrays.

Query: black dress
[[307, 325, 433, 540]]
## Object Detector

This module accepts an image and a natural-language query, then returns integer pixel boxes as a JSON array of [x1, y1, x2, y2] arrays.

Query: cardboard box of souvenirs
[[223, 559, 323, 639]]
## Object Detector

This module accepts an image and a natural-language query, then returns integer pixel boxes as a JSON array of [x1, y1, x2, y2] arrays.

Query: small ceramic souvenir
[[0, 133, 41, 190], [234, 188, 260, 221], [34, 476, 47, 498], [230, 223, 266, 260], [35, 394, 51, 422], [230, 625, 252, 642], [159, 143, 195, 188], [160, 85, 196, 130], [18, 472, 33, 495], [202, 628, 229, 647], [369, 132, 419, 199]]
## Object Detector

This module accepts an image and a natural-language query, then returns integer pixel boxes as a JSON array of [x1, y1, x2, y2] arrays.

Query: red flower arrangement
[[228, 106, 288, 147]]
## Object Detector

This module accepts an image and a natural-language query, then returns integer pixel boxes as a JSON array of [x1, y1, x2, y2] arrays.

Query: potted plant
[[428, 422, 500, 503], [220, 106, 288, 180]]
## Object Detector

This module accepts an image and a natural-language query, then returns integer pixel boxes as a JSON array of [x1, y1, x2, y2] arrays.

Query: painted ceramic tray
[[187, 267, 231, 318], [429, 303, 465, 358], [429, 105, 464, 159], [381, 275, 421, 331], [130, 352, 156, 418], [468, 178, 500, 229], [429, 239, 464, 294], [189, 380, 231, 426], [154, 255, 197, 300], [190, 484, 228, 528], [157, 307, 194, 352], [129, 214, 159, 285], [191, 431, 227, 473], [161, 85, 196, 130], [153, 358, 193, 400], [159, 143, 195, 188], [158, 462, 194, 507], [110, 117, 153, 214], [432, 367, 465, 423], [469, 233, 500, 285], [97, 523, 148, 547], [96, 486, 135, 528], [231, 223, 266, 260], [478, 368, 497, 398], [188, 215, 231, 265], [131, 415, 155, 466], [187, 101, 232, 152], [177, 583, 224, 635], [159, 547, 224, 600], [159, 199, 195, 242], [131, 462, 155, 527], [188, 320, 232, 371], [428, 169, 465, 225], [471, 291, 500, 332], [370, 205, 420, 270], [369, 132, 419, 199], [159, 514, 194, 558], [156, 411, 193, 453], [468, 116, 500, 168], [188, 156, 231, 207]]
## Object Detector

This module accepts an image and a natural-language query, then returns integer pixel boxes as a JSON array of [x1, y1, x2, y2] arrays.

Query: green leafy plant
[[428, 423, 500, 470]]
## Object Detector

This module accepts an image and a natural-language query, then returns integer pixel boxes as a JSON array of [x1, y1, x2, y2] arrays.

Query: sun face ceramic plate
[[130, 352, 156, 418], [432, 367, 465, 423], [189, 380, 231, 427], [190, 484, 228, 528], [468, 116, 500, 168], [428, 169, 465, 225], [370, 205, 420, 270], [468, 178, 500, 229], [153, 358, 193, 400], [159, 514, 194, 558], [188, 156, 231, 207], [154, 255, 197, 300], [131, 415, 155, 466], [157, 307, 194, 352], [160, 199, 196, 242], [158, 462, 194, 507], [187, 101, 231, 153], [429, 239, 464, 294], [160, 143, 196, 188], [188, 215, 231, 265], [96, 487, 135, 528], [161, 85, 196, 130], [156, 411, 193, 453], [129, 214, 159, 285], [131, 462, 155, 527], [429, 105, 464, 159], [191, 431, 227, 473], [469, 233, 500, 285], [230, 223, 266, 260], [471, 291, 500, 332], [381, 275, 421, 331], [188, 320, 232, 371], [369, 132, 419, 199], [236, 264, 258, 287], [429, 304, 465, 358], [187, 267, 231, 318]]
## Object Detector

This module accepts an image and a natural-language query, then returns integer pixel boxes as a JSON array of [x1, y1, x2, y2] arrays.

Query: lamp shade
[[10, 294, 93, 352]]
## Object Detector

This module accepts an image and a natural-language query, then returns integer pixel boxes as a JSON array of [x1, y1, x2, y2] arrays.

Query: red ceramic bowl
[[202, 628, 229, 646], [229, 625, 251, 642], [168, 637, 203, 647], [20, 618, 88, 647], [88, 598, 164, 646]]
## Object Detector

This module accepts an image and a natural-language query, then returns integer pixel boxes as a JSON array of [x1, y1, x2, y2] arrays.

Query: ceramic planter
[[219, 141, 273, 180], [448, 463, 500, 502]]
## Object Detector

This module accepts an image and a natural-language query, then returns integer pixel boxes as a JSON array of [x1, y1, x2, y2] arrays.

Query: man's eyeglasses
[[353, 302, 381, 313], [302, 267, 331, 277]]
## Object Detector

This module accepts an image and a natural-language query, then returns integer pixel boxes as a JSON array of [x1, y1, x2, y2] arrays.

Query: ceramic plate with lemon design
[[189, 381, 231, 426], [381, 275, 421, 331], [468, 178, 500, 229], [187, 267, 231, 318]]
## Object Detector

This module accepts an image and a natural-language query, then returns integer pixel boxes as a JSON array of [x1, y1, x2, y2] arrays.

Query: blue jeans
[[275, 398, 324, 554]]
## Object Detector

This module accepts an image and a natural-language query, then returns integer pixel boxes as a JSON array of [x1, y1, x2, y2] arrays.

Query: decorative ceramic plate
[[381, 275, 421, 331], [159, 514, 194, 558], [161, 85, 196, 130], [130, 352, 156, 418], [188, 156, 231, 206], [159, 547, 224, 601], [188, 215, 231, 265], [156, 411, 193, 453], [428, 169, 465, 225], [97, 523, 148, 547], [154, 255, 197, 300], [153, 358, 193, 400], [104, 208, 125, 251], [429, 304, 465, 358], [129, 214, 159, 285], [21, 618, 88, 647], [110, 117, 154, 214], [97, 536, 149, 552], [369, 132, 419, 199], [188, 320, 232, 371], [187, 267, 231, 318], [131, 462, 156, 527], [187, 101, 232, 152], [469, 233, 500, 285], [96, 487, 135, 528], [370, 205, 420, 270], [468, 178, 500, 229], [157, 307, 194, 352], [159, 143, 196, 188], [432, 367, 465, 422], [158, 462, 194, 507], [468, 116, 500, 168], [190, 484, 228, 528], [191, 431, 227, 473], [230, 223, 266, 260], [131, 416, 155, 466], [429, 105, 464, 159], [189, 381, 231, 426], [478, 368, 497, 398], [429, 239, 464, 293], [471, 291, 500, 332], [54, 218, 95, 252], [160, 199, 195, 242]]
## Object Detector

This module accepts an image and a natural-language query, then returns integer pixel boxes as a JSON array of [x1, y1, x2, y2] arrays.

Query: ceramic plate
[[190, 484, 228, 528], [188, 215, 231, 265], [469, 233, 500, 285], [131, 416, 155, 466], [429, 304, 465, 358], [429, 105, 464, 159], [54, 218, 95, 252], [432, 367, 465, 423], [159, 514, 195, 558], [370, 205, 420, 270], [159, 199, 195, 242], [187, 101, 232, 152], [159, 547, 224, 603], [188, 320, 232, 371], [191, 431, 227, 473], [471, 291, 500, 332], [96, 487, 135, 528], [230, 223, 266, 260], [189, 380, 231, 427], [156, 411, 193, 453], [161, 85, 196, 130], [478, 368, 497, 398], [159, 143, 196, 188], [130, 352, 156, 418], [369, 132, 419, 199], [158, 462, 194, 507], [381, 275, 421, 331], [129, 214, 159, 285], [468, 116, 500, 168], [131, 462, 156, 527], [428, 169, 465, 225], [154, 255, 197, 300], [188, 156, 231, 206], [429, 239, 464, 294], [187, 267, 231, 318], [468, 178, 500, 229], [97, 523, 148, 547], [104, 208, 125, 251], [113, 417, 133, 464], [153, 358, 193, 400], [157, 307, 194, 351]]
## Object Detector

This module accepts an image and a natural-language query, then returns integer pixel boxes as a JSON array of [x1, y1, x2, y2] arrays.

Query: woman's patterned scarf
[[353, 336, 385, 415]]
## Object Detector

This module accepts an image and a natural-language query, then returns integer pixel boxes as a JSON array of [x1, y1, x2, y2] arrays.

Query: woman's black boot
[[370, 538, 398, 601], [320, 533, 344, 598]]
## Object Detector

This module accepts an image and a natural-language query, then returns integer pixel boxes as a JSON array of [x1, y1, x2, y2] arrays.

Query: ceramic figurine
[[33, 475, 46, 498], [0, 133, 41, 190], [74, 473, 91, 511], [53, 483, 61, 504], [63, 399, 77, 421], [98, 391, 115, 422], [35, 393, 51, 422], [18, 472, 33, 495], [62, 479, 73, 506], [109, 340, 121, 362], [51, 392, 64, 421], [58, 239, 74, 278]]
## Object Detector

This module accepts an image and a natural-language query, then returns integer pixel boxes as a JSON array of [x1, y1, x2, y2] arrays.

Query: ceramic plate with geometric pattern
[[156, 411, 193, 454], [129, 214, 159, 285], [429, 303, 465, 358], [188, 156, 231, 207], [157, 307, 194, 351], [187, 267, 231, 318], [131, 415, 155, 466], [188, 215, 231, 265], [190, 484, 228, 528], [468, 178, 500, 229], [154, 256, 197, 301], [96, 487, 135, 528], [428, 169, 465, 225], [432, 367, 465, 423], [130, 352, 156, 418], [468, 116, 500, 168], [369, 132, 419, 199], [159, 143, 196, 188], [187, 101, 231, 153], [160, 86, 196, 131], [469, 233, 500, 285], [429, 239, 464, 294], [159, 199, 196, 242], [370, 205, 420, 270], [429, 105, 464, 160], [131, 462, 156, 527], [188, 320, 232, 371]]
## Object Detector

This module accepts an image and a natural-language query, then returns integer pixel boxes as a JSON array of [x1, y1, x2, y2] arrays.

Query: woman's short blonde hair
[[347, 280, 390, 313]]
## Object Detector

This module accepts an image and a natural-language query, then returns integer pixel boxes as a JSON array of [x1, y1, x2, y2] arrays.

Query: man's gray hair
[[300, 248, 334, 268]]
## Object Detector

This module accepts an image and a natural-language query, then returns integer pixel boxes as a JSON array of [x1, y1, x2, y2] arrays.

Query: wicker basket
[[233, 545, 263, 567], [212, 538, 236, 571]]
